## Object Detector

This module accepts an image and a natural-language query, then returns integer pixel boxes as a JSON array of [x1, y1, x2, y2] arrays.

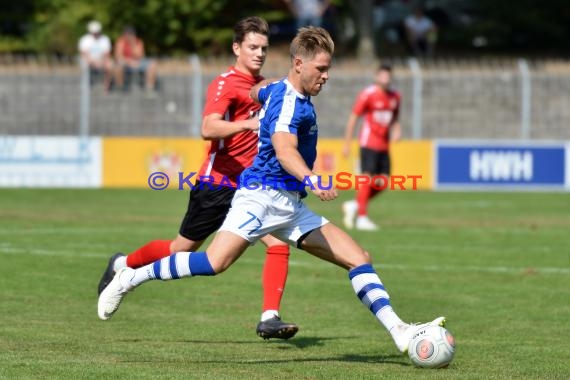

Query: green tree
[[14, 0, 289, 55], [470, 0, 570, 52]]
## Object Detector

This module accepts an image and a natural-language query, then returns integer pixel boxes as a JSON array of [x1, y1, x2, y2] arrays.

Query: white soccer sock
[[126, 252, 214, 289], [127, 264, 155, 288], [349, 264, 404, 332], [380, 307, 406, 333], [261, 310, 279, 322], [113, 256, 127, 272]]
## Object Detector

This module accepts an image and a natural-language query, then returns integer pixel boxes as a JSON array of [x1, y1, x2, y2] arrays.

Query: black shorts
[[360, 147, 390, 175], [178, 181, 236, 241]]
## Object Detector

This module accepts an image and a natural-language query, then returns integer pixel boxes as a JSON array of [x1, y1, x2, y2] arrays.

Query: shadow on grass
[[116, 335, 353, 348], [194, 353, 409, 366], [273, 335, 356, 349], [339, 353, 408, 365]]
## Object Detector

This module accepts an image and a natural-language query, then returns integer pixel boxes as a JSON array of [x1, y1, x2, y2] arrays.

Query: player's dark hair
[[123, 25, 136, 35], [233, 16, 269, 44], [290, 26, 334, 60], [378, 63, 393, 72]]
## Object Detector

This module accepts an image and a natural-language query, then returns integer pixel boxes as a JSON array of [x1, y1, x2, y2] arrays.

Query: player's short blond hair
[[290, 27, 334, 61]]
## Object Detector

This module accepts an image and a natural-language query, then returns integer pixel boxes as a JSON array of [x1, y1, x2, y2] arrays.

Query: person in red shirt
[[342, 64, 401, 231], [97, 17, 298, 339], [114, 26, 157, 92]]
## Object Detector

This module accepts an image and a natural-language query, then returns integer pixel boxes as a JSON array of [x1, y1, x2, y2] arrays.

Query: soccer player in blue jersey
[[98, 26, 445, 355]]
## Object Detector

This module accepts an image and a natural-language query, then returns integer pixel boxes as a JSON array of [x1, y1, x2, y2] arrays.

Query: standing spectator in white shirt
[[78, 20, 114, 92], [404, 7, 437, 57], [284, 0, 330, 29]]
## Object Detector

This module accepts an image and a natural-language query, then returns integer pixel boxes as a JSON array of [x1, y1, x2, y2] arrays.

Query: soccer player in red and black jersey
[[97, 17, 298, 339], [342, 64, 402, 231]]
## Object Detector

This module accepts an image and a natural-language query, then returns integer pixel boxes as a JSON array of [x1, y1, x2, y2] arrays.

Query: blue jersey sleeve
[[258, 84, 270, 104], [258, 79, 285, 105]]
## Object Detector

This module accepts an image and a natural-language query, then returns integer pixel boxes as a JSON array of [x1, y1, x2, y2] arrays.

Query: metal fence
[[314, 58, 570, 140], [1, 55, 569, 140]]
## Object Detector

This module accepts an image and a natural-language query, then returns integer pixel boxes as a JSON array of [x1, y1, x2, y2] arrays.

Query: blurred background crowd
[[1, 0, 568, 60]]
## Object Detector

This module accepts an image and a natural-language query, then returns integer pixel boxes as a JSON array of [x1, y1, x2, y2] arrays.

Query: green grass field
[[1, 189, 569, 379]]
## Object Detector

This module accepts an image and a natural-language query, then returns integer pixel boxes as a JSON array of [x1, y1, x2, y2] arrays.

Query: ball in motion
[[408, 325, 455, 368]]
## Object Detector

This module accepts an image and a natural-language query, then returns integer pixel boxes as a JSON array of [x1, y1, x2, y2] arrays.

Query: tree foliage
[[1, 0, 290, 55], [0, 0, 569, 56], [469, 0, 570, 52]]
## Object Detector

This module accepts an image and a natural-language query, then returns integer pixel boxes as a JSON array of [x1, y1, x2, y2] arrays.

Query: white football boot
[[356, 215, 379, 231], [391, 316, 447, 354], [98, 267, 135, 320]]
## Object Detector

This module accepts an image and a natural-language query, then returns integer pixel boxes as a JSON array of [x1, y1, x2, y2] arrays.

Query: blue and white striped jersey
[[240, 78, 319, 196]]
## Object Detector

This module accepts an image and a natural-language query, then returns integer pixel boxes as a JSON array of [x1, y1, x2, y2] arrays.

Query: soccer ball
[[408, 325, 455, 368]]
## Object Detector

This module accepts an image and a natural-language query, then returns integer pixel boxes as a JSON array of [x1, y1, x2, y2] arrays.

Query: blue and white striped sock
[[349, 263, 404, 332], [129, 252, 215, 287]]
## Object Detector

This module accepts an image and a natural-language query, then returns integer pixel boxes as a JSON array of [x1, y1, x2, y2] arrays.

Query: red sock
[[262, 245, 290, 312], [126, 240, 172, 268], [357, 182, 373, 216]]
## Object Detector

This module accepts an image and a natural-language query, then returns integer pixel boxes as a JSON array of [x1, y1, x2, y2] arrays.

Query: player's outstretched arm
[[249, 78, 281, 103], [201, 113, 259, 140], [342, 112, 359, 157], [390, 121, 402, 142], [272, 131, 337, 201]]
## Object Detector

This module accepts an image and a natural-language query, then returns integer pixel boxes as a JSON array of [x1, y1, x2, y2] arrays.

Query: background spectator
[[404, 7, 437, 57], [114, 26, 157, 93], [284, 0, 330, 29], [78, 20, 114, 92]]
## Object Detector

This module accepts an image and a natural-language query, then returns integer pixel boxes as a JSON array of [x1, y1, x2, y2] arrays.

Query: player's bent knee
[[345, 250, 371, 270], [170, 236, 202, 253], [207, 256, 232, 274]]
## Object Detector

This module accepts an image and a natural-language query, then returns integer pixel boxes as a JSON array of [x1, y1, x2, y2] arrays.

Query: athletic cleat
[[97, 252, 125, 295], [256, 316, 299, 340], [97, 267, 133, 320], [392, 316, 446, 354], [356, 215, 379, 231], [342, 200, 358, 230]]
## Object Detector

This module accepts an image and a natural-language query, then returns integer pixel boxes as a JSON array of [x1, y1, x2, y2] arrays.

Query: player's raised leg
[[97, 234, 203, 295], [98, 230, 251, 320], [299, 222, 445, 353], [97, 183, 228, 294]]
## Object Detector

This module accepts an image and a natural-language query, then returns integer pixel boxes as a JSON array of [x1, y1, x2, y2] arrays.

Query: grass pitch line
[[378, 262, 570, 275], [241, 257, 570, 276], [0, 245, 108, 259], [1, 244, 568, 275], [0, 227, 161, 235]]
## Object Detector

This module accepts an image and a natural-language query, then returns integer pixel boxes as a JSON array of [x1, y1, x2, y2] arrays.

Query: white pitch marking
[[1, 246, 568, 275], [239, 257, 570, 276]]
